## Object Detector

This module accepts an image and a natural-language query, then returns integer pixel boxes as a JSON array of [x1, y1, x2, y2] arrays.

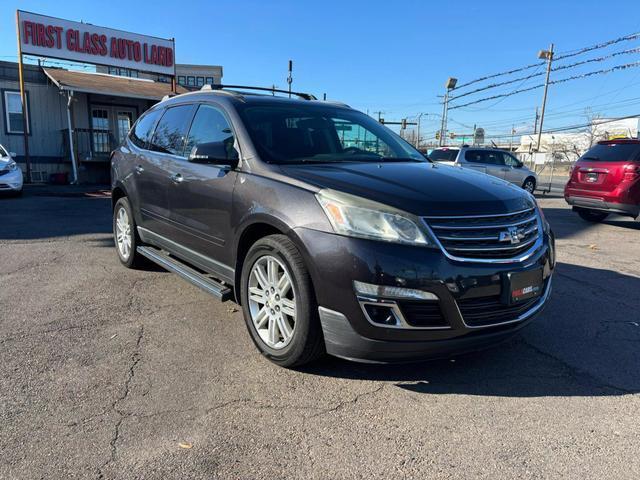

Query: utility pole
[[510, 124, 515, 151], [439, 77, 458, 147], [415, 113, 426, 149], [533, 107, 540, 134], [536, 44, 554, 152], [287, 60, 293, 98]]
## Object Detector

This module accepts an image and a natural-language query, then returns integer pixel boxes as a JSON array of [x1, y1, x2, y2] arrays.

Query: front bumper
[[0, 168, 24, 192], [295, 227, 555, 362]]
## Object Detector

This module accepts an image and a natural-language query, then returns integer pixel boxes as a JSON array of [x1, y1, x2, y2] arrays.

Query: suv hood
[[279, 161, 534, 216]]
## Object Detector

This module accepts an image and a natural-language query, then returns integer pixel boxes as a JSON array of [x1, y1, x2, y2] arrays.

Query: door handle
[[170, 173, 184, 183], [135, 165, 144, 174]]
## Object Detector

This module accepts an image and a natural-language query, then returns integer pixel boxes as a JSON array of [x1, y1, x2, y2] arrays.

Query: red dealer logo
[[21, 19, 174, 68]]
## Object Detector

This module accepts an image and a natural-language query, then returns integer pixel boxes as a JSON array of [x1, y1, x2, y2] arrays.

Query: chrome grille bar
[[422, 207, 543, 262]]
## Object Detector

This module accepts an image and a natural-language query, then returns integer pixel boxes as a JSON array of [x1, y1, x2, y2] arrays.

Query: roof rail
[[201, 83, 317, 100], [161, 92, 180, 102]]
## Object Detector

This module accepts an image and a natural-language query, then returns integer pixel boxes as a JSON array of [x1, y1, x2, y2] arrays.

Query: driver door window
[[184, 104, 235, 157]]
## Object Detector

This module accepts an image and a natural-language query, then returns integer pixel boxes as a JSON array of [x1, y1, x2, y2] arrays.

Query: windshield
[[236, 103, 425, 164], [581, 143, 640, 162]]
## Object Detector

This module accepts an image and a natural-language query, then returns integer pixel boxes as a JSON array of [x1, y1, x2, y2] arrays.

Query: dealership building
[[0, 11, 222, 183]]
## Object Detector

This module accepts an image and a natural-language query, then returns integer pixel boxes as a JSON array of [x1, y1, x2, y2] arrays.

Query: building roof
[[43, 68, 188, 100]]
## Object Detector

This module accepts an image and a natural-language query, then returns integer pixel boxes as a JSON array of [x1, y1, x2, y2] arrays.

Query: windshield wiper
[[582, 156, 601, 161]]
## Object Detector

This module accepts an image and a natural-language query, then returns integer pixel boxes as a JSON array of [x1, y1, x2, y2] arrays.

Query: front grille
[[457, 294, 540, 327], [423, 207, 541, 260], [398, 301, 447, 328], [0, 170, 9, 177]]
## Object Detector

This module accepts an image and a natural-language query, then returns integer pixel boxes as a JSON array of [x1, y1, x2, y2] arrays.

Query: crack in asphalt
[[96, 324, 144, 480], [519, 338, 634, 395], [307, 384, 386, 419]]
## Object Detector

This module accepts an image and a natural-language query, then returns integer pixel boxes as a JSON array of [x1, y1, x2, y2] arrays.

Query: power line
[[555, 32, 640, 61], [450, 60, 640, 110], [452, 30, 640, 92], [482, 112, 640, 139], [453, 61, 544, 91], [451, 47, 640, 102]]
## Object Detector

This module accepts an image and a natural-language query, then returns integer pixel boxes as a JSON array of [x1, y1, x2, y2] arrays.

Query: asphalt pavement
[[1, 186, 639, 479]]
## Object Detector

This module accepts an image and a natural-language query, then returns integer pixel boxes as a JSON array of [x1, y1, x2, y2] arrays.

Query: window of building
[[187, 76, 195, 86], [196, 77, 205, 87], [178, 76, 186, 85], [184, 104, 235, 156], [3, 90, 29, 134], [150, 104, 196, 156], [205, 77, 214, 85], [108, 67, 139, 78], [130, 108, 164, 149], [91, 108, 111, 153]]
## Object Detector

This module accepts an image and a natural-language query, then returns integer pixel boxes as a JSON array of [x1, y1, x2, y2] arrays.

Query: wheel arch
[[233, 216, 315, 304]]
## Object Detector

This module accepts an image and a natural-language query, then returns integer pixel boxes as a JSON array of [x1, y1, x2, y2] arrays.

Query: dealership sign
[[17, 10, 175, 76]]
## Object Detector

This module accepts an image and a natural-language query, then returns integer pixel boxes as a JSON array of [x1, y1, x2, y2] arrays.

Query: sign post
[[15, 10, 31, 183]]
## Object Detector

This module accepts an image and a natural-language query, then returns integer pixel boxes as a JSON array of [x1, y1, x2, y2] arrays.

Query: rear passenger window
[[150, 104, 196, 156], [184, 104, 235, 156], [130, 109, 163, 149], [465, 150, 484, 163]]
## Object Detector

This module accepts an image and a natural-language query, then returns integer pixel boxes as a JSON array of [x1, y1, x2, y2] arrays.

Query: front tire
[[577, 209, 609, 223], [113, 197, 145, 268], [240, 234, 324, 367]]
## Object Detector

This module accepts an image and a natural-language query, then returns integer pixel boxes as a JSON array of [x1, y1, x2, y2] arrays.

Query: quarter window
[[184, 104, 235, 156], [130, 109, 163, 149], [4, 91, 29, 134], [150, 104, 196, 156]]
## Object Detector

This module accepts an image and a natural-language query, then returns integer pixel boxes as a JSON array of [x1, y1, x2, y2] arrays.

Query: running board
[[137, 246, 232, 301]]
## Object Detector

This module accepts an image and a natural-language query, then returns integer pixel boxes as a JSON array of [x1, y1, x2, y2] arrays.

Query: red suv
[[565, 139, 640, 222]]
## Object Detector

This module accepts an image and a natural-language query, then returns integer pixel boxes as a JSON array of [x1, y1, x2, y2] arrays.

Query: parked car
[[564, 139, 640, 222], [0, 145, 23, 195], [111, 87, 555, 367], [429, 146, 538, 193]]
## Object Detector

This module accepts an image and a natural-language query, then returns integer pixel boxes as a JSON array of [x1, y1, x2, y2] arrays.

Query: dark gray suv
[[111, 87, 555, 367]]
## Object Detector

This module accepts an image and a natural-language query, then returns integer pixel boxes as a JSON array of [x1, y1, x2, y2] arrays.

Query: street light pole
[[536, 44, 554, 152], [439, 77, 457, 147]]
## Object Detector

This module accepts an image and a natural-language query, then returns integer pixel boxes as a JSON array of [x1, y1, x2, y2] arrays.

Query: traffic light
[[435, 131, 440, 140], [449, 132, 456, 139], [401, 118, 407, 129]]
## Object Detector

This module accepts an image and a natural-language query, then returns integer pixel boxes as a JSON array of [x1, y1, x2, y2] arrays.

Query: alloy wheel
[[115, 207, 132, 260], [247, 255, 296, 349]]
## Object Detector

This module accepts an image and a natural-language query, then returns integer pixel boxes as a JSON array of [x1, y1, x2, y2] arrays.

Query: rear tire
[[240, 234, 325, 367], [577, 209, 609, 223], [522, 177, 536, 193], [113, 197, 145, 268]]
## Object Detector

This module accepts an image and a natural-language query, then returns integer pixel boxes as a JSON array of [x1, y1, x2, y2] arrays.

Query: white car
[[429, 146, 538, 193], [0, 145, 23, 195]]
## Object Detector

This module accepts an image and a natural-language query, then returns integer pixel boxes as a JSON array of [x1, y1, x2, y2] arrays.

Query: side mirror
[[9, 152, 17, 158], [188, 141, 238, 169]]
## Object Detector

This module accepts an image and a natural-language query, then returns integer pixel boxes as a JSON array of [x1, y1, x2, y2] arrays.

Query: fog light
[[363, 304, 400, 326], [354, 281, 438, 300]]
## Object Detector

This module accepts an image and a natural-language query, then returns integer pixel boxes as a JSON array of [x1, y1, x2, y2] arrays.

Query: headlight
[[316, 189, 434, 246], [7, 160, 17, 171]]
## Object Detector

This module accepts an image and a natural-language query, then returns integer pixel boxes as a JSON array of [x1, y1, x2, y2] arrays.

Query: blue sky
[[3, 0, 640, 141]]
